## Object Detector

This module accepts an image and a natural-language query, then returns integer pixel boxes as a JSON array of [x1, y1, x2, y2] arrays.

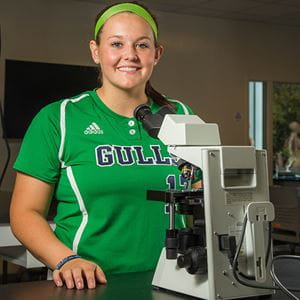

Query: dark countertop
[[0, 271, 184, 300], [0, 270, 299, 300]]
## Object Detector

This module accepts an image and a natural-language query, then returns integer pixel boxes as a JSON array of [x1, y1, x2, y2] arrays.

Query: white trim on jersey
[[58, 93, 90, 254], [168, 98, 190, 115], [58, 99, 68, 168], [58, 94, 89, 167], [66, 166, 89, 253]]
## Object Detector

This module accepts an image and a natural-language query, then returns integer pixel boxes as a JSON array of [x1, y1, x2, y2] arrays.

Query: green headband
[[94, 3, 158, 41]]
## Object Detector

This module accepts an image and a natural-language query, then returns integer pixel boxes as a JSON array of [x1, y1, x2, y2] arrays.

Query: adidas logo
[[84, 122, 104, 135]]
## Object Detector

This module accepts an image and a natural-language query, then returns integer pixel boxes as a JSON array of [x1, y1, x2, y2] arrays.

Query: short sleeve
[[13, 102, 62, 183], [166, 98, 194, 115]]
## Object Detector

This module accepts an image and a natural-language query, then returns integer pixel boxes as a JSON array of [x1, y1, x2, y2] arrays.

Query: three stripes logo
[[84, 122, 104, 135]]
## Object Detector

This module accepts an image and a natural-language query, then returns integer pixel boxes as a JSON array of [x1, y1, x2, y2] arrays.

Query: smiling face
[[90, 12, 163, 93]]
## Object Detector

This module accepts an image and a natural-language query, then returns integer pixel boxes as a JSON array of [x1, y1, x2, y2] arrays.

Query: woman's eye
[[111, 42, 122, 48], [136, 43, 149, 49]]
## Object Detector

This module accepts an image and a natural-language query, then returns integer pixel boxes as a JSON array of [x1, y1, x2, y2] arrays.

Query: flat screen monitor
[[3, 59, 99, 139]]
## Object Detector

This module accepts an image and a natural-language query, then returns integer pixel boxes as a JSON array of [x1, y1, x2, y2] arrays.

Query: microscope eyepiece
[[133, 104, 152, 122], [133, 104, 175, 139]]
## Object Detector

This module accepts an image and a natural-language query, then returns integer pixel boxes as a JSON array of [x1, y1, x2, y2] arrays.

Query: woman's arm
[[10, 172, 106, 289]]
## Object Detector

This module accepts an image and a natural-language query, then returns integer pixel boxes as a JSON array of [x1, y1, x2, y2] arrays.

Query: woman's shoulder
[[38, 91, 93, 116], [27, 91, 93, 132], [165, 96, 194, 115]]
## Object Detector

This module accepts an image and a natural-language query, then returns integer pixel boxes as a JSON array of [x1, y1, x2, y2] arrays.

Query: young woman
[[10, 1, 200, 290]]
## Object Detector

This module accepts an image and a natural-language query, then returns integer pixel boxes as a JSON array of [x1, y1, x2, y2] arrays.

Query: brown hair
[[93, 1, 172, 108]]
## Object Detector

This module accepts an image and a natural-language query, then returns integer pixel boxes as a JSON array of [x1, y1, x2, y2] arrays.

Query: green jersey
[[14, 90, 198, 274]]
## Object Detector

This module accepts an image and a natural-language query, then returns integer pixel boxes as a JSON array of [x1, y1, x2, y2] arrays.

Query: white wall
[[1, 0, 300, 192]]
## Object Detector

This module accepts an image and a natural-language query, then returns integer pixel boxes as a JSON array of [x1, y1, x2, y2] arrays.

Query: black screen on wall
[[3, 59, 99, 139]]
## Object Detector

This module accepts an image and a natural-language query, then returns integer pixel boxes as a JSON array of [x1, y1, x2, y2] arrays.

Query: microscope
[[134, 105, 275, 300]]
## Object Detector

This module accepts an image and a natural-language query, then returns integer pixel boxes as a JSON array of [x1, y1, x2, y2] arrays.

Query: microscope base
[[152, 249, 273, 300]]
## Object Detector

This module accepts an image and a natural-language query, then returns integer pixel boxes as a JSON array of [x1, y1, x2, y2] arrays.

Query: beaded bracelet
[[55, 254, 81, 270]]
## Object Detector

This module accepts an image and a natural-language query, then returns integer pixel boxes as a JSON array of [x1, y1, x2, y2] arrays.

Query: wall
[[1, 0, 300, 191], [0, 0, 300, 273]]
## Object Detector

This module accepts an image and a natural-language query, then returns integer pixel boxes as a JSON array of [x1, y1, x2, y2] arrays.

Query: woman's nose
[[123, 45, 139, 61]]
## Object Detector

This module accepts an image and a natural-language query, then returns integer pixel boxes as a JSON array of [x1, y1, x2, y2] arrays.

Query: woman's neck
[[96, 86, 149, 118]]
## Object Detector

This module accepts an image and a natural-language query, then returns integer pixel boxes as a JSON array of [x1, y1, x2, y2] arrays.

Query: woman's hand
[[52, 258, 107, 289]]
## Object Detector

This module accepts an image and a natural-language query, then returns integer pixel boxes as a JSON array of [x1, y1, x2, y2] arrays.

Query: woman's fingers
[[61, 269, 75, 289], [72, 267, 84, 289], [83, 266, 96, 289], [52, 270, 63, 287], [95, 266, 107, 284], [52, 259, 107, 289]]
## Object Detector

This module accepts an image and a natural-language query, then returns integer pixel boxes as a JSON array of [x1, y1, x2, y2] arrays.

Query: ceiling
[[75, 0, 300, 28]]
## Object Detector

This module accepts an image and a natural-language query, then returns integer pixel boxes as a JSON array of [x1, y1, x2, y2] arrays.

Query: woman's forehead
[[100, 12, 154, 38]]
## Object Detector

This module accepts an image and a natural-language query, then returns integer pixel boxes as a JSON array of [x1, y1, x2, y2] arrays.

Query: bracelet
[[55, 255, 81, 270]]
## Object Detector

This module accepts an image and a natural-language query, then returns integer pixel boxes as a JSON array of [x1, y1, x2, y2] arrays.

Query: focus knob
[[177, 246, 207, 275]]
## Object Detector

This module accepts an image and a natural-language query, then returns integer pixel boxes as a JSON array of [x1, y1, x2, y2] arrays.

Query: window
[[249, 81, 266, 149], [273, 82, 300, 176]]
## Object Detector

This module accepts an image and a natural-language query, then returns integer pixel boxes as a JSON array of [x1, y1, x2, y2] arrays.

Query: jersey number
[[166, 174, 188, 190]]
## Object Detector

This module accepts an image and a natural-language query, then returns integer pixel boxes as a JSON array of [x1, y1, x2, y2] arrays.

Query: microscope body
[[151, 115, 274, 300]]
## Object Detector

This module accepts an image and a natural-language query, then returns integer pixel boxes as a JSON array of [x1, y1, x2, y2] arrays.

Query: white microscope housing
[[152, 114, 274, 300]]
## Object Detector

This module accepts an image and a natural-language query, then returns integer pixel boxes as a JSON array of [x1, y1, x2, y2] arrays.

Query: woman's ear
[[89, 40, 100, 64], [154, 44, 164, 66]]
